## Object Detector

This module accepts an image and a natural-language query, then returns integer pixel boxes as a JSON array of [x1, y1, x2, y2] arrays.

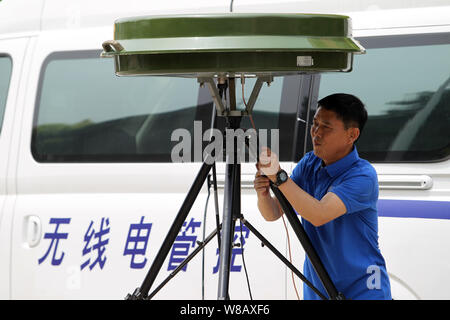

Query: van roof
[[1, 0, 450, 38], [0, 0, 229, 38]]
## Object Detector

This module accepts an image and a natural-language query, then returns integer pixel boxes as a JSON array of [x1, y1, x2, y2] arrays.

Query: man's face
[[310, 107, 358, 165]]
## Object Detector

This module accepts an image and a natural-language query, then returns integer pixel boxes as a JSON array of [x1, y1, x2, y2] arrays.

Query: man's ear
[[348, 127, 360, 144]]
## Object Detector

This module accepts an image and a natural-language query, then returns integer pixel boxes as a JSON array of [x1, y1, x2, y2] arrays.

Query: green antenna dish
[[101, 13, 365, 77]]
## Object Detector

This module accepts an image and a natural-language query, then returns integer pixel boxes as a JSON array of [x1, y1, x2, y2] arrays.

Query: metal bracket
[[245, 76, 273, 115], [198, 76, 274, 117], [101, 40, 124, 58], [198, 77, 227, 116]]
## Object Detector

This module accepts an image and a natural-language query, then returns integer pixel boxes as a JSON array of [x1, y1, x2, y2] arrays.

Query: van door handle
[[24, 215, 42, 248], [378, 175, 433, 190]]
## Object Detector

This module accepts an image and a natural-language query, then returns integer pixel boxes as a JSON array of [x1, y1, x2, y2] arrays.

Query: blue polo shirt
[[290, 146, 391, 300]]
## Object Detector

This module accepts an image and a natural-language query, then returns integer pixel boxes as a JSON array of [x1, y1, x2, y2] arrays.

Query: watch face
[[277, 170, 288, 185]]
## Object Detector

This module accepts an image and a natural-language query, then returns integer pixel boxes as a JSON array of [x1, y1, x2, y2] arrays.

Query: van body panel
[[0, 37, 31, 299]]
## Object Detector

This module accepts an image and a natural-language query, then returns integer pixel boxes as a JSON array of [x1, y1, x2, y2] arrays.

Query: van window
[[32, 51, 299, 163], [318, 33, 450, 162], [33, 51, 207, 162], [0, 55, 12, 135]]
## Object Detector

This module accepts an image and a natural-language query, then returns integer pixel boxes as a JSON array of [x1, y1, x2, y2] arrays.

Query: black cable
[[202, 92, 219, 300], [201, 175, 212, 300], [239, 218, 253, 300]]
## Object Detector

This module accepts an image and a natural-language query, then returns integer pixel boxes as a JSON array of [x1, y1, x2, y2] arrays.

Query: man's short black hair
[[317, 93, 368, 135]]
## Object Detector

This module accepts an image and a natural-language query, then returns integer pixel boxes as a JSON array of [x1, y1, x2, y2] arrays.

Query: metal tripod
[[125, 76, 345, 300]]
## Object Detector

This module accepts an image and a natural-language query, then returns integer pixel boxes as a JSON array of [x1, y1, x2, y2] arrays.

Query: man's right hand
[[254, 163, 271, 197]]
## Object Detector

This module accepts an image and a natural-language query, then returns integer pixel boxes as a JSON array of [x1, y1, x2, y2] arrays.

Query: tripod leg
[[217, 162, 240, 300], [212, 163, 221, 249], [127, 161, 213, 299], [240, 216, 327, 300], [270, 185, 344, 300]]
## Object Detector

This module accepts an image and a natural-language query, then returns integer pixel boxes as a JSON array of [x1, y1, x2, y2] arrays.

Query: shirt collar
[[321, 146, 360, 178]]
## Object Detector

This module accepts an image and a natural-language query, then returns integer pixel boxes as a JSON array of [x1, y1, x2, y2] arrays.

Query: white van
[[0, 0, 449, 300]]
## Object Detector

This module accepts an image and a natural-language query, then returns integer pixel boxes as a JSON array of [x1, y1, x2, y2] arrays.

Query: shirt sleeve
[[329, 169, 377, 214]]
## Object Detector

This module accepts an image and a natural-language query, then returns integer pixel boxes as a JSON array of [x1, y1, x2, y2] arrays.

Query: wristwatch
[[274, 169, 288, 187]]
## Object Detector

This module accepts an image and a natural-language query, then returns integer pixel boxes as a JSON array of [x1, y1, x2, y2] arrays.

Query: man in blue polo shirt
[[254, 93, 391, 300]]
